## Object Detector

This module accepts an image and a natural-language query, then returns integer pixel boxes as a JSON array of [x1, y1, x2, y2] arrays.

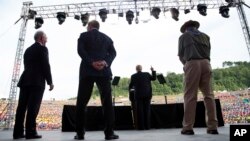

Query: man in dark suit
[[129, 65, 156, 130], [13, 31, 54, 139], [74, 20, 118, 140]]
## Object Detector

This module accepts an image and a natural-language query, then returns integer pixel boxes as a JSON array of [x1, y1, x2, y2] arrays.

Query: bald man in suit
[[13, 31, 54, 139], [129, 65, 156, 130]]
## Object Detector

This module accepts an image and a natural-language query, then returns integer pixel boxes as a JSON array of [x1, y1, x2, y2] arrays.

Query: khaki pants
[[182, 59, 218, 130]]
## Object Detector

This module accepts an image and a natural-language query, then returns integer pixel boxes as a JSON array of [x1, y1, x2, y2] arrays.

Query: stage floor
[[0, 125, 229, 141]]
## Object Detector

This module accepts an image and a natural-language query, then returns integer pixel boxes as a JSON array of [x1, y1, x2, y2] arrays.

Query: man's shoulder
[[26, 43, 38, 50], [79, 31, 88, 36], [80, 30, 106, 36], [131, 73, 137, 77]]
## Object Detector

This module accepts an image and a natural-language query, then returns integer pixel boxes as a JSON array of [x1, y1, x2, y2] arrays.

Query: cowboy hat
[[180, 20, 200, 33]]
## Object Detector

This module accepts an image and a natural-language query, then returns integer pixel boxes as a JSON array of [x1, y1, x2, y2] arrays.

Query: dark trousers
[[75, 76, 115, 136], [135, 98, 151, 130], [13, 86, 44, 136]]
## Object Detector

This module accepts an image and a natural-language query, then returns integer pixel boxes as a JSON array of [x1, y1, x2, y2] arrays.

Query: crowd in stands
[[0, 99, 8, 127], [0, 90, 249, 130], [216, 91, 250, 124]]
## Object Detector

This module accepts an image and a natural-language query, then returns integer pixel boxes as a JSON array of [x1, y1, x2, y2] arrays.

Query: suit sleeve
[[129, 75, 134, 90], [104, 38, 116, 67], [77, 34, 93, 66], [41, 47, 53, 85], [150, 70, 156, 81], [128, 75, 135, 101]]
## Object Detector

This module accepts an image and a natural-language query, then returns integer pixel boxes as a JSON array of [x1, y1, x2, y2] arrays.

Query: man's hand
[[92, 60, 107, 71], [49, 84, 54, 91], [150, 66, 154, 71]]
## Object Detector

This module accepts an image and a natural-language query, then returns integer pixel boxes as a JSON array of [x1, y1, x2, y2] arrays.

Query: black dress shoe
[[25, 134, 42, 139], [74, 134, 84, 140], [105, 134, 119, 140], [13, 134, 25, 139], [181, 129, 195, 135], [207, 129, 219, 134]]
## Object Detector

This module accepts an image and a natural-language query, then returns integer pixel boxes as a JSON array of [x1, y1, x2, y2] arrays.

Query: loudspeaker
[[157, 74, 166, 84], [112, 76, 120, 86]]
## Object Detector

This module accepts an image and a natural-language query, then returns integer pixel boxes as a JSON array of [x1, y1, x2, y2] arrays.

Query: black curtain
[[62, 99, 224, 131]]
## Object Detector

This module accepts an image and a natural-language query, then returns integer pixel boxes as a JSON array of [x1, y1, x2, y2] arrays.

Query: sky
[[0, 0, 250, 100]]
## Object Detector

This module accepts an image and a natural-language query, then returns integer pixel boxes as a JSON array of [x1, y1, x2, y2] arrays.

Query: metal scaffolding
[[3, 1, 32, 129], [1, 0, 249, 129], [236, 0, 250, 59]]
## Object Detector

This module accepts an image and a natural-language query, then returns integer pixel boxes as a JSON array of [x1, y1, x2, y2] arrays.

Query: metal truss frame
[[1, 0, 249, 129]]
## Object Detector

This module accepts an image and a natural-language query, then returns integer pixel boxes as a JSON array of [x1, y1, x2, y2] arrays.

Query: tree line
[[69, 61, 250, 100]]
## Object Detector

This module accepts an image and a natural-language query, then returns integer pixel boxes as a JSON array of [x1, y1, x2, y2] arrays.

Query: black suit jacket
[[77, 29, 116, 78], [17, 42, 53, 88], [129, 70, 156, 100]]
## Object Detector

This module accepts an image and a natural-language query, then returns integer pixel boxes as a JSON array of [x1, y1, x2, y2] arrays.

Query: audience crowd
[[0, 90, 249, 130]]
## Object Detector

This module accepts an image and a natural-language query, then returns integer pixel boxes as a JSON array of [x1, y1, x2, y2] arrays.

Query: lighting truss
[[29, 0, 230, 19], [2, 0, 250, 130]]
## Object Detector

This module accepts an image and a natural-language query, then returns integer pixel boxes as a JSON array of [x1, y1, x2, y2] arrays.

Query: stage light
[[57, 12, 66, 25], [118, 12, 124, 17], [170, 8, 179, 21], [99, 8, 108, 22], [135, 17, 139, 24], [184, 9, 190, 14], [28, 9, 37, 19], [126, 10, 134, 25], [151, 7, 161, 19], [197, 4, 207, 16], [74, 15, 80, 20], [219, 6, 230, 18], [136, 11, 140, 16], [34, 17, 43, 29], [81, 13, 90, 26]]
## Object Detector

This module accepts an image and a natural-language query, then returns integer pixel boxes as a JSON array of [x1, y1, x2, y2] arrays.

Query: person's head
[[180, 20, 200, 33], [136, 65, 142, 72], [34, 30, 47, 46], [87, 20, 100, 31]]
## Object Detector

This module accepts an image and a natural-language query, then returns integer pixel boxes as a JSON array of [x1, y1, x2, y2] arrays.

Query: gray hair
[[136, 65, 142, 72], [34, 30, 45, 41]]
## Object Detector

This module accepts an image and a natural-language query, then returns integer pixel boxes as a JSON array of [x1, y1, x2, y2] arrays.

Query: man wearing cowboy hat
[[178, 20, 219, 135]]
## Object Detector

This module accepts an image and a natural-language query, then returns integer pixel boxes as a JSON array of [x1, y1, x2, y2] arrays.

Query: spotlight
[[99, 8, 108, 22], [184, 9, 190, 14], [57, 12, 66, 25], [74, 15, 80, 20], [135, 17, 139, 24], [28, 9, 37, 19], [126, 10, 134, 25], [219, 6, 230, 18], [170, 8, 179, 21], [197, 4, 207, 16], [151, 7, 161, 19], [81, 13, 90, 26], [118, 12, 124, 17], [136, 11, 140, 16], [35, 17, 44, 29]]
